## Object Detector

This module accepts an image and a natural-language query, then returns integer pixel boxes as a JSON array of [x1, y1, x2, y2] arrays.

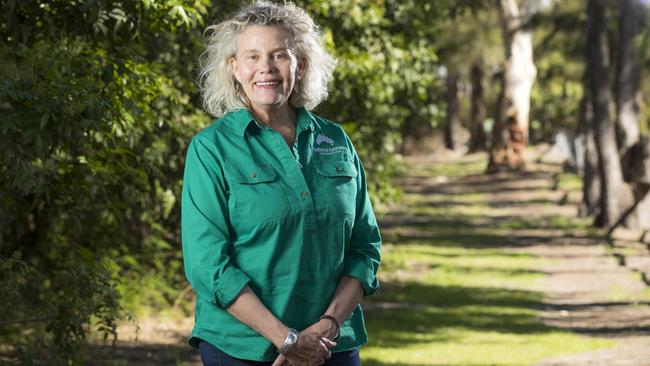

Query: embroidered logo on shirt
[[313, 133, 346, 155], [316, 134, 334, 146]]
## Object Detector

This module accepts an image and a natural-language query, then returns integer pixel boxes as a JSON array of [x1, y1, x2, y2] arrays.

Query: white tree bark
[[500, 0, 549, 144], [488, 0, 551, 172]]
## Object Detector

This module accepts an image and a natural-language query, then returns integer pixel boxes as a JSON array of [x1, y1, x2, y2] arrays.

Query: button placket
[[268, 129, 317, 229]]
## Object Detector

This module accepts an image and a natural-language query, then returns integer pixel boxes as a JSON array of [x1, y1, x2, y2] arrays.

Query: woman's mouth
[[254, 80, 281, 88]]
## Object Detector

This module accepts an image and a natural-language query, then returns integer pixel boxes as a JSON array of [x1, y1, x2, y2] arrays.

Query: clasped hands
[[272, 318, 338, 366]]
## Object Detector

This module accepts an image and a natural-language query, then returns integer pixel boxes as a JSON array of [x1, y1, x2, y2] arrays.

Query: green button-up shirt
[[181, 107, 381, 361]]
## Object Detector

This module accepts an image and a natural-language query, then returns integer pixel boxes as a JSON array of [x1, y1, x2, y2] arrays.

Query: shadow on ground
[[87, 342, 200, 366]]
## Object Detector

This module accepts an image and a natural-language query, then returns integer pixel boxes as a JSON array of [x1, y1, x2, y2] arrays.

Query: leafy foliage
[[0, 0, 213, 363], [529, 0, 587, 142]]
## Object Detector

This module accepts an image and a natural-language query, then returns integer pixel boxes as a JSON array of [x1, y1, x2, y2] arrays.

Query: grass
[[362, 244, 611, 365], [411, 157, 488, 179], [362, 153, 613, 366]]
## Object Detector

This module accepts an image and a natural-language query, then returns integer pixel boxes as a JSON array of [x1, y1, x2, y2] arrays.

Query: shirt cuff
[[215, 265, 251, 308], [343, 257, 379, 296]]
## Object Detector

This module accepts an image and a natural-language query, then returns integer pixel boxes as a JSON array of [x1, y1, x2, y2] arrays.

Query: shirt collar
[[230, 107, 315, 137]]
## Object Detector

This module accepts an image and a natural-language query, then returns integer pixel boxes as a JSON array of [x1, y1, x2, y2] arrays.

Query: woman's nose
[[259, 56, 276, 73]]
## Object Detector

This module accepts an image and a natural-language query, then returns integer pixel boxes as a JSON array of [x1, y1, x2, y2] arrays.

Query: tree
[[616, 0, 644, 161], [444, 68, 464, 150], [468, 61, 487, 152], [613, 0, 650, 230], [487, 0, 551, 172], [586, 0, 634, 228], [579, 94, 602, 218]]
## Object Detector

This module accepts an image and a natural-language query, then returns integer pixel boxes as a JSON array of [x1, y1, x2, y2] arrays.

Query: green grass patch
[[362, 326, 610, 366], [639, 286, 650, 302], [556, 173, 583, 191], [410, 157, 487, 178]]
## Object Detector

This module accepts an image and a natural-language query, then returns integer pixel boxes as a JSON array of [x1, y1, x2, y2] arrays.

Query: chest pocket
[[229, 164, 289, 224], [313, 159, 358, 219]]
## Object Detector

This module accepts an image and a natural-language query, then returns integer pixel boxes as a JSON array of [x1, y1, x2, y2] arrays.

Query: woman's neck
[[251, 104, 297, 129]]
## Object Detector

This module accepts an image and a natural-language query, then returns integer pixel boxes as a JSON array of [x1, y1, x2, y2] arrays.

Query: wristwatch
[[278, 328, 300, 355]]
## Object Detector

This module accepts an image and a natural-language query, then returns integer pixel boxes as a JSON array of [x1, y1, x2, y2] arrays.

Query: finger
[[314, 344, 332, 362], [272, 354, 287, 366], [320, 337, 337, 349], [320, 352, 331, 365]]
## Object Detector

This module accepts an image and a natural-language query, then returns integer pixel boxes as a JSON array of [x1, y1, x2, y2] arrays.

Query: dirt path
[[532, 242, 650, 366], [400, 150, 650, 366]]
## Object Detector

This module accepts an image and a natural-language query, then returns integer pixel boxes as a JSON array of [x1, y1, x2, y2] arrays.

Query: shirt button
[[300, 191, 309, 199], [250, 172, 257, 178]]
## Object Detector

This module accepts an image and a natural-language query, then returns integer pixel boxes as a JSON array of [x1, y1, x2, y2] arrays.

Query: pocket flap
[[314, 160, 358, 178], [231, 164, 277, 184]]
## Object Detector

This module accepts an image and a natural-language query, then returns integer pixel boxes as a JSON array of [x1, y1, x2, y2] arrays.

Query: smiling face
[[230, 25, 304, 115]]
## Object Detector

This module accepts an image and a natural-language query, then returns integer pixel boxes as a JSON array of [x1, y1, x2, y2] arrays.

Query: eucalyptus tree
[[469, 60, 488, 151], [487, 0, 552, 172], [586, 0, 635, 228], [613, 0, 650, 230], [616, 0, 644, 159]]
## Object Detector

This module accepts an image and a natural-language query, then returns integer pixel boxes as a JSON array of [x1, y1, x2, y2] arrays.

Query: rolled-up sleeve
[[342, 138, 382, 296], [181, 135, 250, 308]]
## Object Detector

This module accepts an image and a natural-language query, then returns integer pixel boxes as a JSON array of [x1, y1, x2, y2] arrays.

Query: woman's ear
[[229, 57, 240, 83], [296, 56, 307, 80]]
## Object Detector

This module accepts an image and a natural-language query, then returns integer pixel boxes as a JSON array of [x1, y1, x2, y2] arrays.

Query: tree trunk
[[579, 96, 601, 218], [587, 0, 634, 228], [616, 0, 643, 160], [445, 69, 463, 151], [468, 61, 487, 152], [487, 0, 548, 172], [629, 136, 650, 229], [615, 0, 648, 229]]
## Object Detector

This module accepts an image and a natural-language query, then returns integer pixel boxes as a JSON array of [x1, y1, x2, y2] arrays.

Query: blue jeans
[[198, 340, 361, 366]]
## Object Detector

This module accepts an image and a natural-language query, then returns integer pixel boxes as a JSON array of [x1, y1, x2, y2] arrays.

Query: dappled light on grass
[[362, 245, 611, 365]]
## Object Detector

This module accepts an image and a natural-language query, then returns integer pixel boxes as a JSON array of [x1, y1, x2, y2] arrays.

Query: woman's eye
[[246, 54, 258, 61], [274, 53, 288, 60]]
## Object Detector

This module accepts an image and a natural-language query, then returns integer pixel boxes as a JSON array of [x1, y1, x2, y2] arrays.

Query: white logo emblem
[[316, 134, 334, 146], [313, 133, 346, 155]]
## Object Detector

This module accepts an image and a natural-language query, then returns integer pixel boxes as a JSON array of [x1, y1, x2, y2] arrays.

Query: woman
[[181, 2, 381, 365]]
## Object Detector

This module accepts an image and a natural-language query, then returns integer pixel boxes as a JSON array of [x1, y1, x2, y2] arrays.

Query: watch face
[[287, 330, 299, 344], [279, 329, 300, 355]]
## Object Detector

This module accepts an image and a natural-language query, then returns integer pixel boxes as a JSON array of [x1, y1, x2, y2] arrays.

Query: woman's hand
[[276, 331, 336, 366], [271, 354, 290, 366], [302, 318, 339, 341], [272, 319, 338, 366]]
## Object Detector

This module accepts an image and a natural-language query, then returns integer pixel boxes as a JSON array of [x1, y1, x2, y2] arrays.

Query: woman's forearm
[[323, 276, 365, 328], [226, 285, 289, 348], [227, 277, 364, 348]]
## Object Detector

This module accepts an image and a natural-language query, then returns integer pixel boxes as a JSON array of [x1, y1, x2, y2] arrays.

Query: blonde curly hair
[[198, 1, 336, 117]]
